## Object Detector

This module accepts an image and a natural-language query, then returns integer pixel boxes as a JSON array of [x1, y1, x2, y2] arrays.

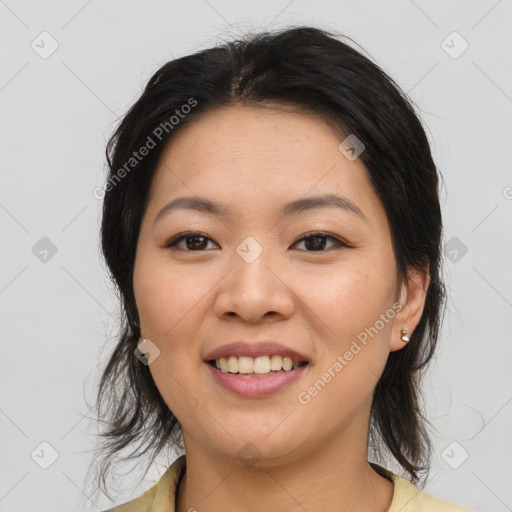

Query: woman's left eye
[[293, 231, 347, 252]]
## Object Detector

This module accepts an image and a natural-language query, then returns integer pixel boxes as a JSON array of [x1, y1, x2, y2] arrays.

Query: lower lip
[[205, 362, 309, 398]]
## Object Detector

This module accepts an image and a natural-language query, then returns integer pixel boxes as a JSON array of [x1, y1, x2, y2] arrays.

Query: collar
[[148, 455, 430, 512]]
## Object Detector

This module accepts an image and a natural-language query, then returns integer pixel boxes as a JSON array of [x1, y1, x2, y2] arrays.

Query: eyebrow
[[153, 193, 368, 226]]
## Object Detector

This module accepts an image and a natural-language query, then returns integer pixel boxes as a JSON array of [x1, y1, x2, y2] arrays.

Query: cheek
[[133, 258, 209, 428], [296, 259, 396, 404], [133, 257, 207, 343], [301, 259, 396, 341]]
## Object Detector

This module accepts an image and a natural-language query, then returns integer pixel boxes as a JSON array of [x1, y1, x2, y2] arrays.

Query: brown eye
[[293, 231, 347, 252], [165, 232, 218, 251]]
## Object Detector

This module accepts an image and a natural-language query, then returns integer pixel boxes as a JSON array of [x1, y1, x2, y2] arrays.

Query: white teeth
[[227, 356, 238, 373], [270, 355, 282, 370], [213, 355, 306, 374], [238, 356, 254, 374], [253, 356, 270, 374]]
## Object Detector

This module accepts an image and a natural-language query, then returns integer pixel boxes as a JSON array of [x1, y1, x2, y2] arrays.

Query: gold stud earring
[[400, 329, 410, 343]]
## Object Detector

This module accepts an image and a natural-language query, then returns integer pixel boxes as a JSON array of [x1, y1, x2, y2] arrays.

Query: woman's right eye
[[165, 232, 219, 252]]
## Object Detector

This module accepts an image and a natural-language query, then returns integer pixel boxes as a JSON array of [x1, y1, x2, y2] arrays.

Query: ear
[[389, 264, 430, 352]]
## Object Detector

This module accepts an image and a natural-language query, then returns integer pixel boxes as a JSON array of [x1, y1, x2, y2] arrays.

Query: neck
[[175, 426, 393, 512]]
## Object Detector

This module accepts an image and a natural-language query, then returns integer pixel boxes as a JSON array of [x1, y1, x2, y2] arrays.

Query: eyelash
[[164, 231, 349, 253]]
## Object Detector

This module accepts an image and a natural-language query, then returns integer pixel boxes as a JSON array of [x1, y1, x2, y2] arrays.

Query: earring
[[136, 336, 150, 365], [400, 329, 410, 343]]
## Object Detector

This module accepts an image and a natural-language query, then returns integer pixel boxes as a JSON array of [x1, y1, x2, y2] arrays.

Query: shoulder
[[102, 455, 186, 512], [370, 463, 472, 512], [389, 473, 473, 512], [102, 484, 157, 512]]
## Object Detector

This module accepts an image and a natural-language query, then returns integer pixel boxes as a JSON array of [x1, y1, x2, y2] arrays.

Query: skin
[[133, 104, 430, 512]]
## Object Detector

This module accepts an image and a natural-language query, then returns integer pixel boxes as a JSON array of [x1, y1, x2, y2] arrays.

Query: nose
[[213, 245, 295, 324]]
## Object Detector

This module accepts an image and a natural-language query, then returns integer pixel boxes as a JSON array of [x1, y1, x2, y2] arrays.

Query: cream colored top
[[103, 455, 472, 512]]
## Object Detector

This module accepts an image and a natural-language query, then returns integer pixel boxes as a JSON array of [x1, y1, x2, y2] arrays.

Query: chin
[[203, 427, 310, 469]]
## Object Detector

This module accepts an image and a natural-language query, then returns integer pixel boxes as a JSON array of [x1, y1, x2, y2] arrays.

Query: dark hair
[[88, 25, 446, 500]]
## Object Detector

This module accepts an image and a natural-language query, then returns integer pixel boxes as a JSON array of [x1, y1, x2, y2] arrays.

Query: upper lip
[[204, 341, 310, 363]]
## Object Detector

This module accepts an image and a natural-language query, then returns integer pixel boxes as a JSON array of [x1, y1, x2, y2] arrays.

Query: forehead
[[157, 104, 345, 166], [147, 105, 383, 225]]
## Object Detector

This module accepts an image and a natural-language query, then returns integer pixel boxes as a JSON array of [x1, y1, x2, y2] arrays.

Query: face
[[133, 104, 416, 467]]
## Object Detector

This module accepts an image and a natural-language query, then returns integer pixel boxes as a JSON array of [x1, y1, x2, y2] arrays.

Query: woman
[[92, 26, 472, 512]]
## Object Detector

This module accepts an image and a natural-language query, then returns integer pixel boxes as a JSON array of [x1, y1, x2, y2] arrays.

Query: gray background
[[1, 1, 511, 511]]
